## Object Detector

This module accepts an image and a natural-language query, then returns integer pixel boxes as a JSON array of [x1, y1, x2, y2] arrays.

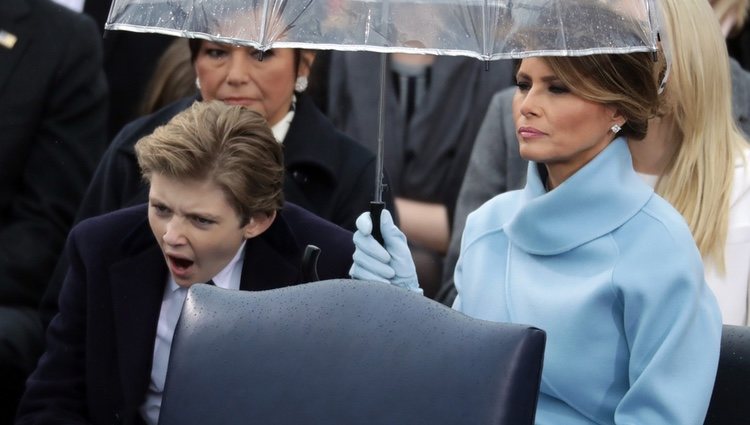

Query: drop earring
[[295, 76, 308, 92], [195, 77, 201, 90], [611, 123, 622, 134]]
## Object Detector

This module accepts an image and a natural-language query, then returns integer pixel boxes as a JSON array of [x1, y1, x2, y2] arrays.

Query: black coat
[[40, 93, 387, 326], [0, 0, 108, 307], [17, 202, 354, 425]]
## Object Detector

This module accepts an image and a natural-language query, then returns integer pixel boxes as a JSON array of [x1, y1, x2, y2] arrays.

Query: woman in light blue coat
[[350, 22, 722, 425], [441, 0, 750, 321]]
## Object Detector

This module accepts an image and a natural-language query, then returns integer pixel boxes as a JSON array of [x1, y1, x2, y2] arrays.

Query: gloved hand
[[349, 209, 422, 294]]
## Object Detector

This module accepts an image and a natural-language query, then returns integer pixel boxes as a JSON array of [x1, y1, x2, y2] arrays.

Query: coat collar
[[505, 138, 654, 255], [108, 213, 167, 411], [282, 94, 339, 184], [238, 208, 304, 290]]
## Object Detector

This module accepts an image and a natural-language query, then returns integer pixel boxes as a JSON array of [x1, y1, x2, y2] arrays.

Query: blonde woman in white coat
[[631, 0, 750, 325]]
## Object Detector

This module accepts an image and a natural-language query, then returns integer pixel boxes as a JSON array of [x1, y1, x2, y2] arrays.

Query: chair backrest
[[704, 324, 750, 425], [159, 279, 546, 425]]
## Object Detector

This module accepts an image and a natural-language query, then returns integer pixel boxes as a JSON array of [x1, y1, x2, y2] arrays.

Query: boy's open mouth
[[168, 255, 194, 270]]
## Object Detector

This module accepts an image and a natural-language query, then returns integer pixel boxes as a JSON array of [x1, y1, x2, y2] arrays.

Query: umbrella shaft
[[373, 52, 387, 203]]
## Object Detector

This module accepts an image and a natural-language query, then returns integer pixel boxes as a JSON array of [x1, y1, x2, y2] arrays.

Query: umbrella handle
[[369, 201, 385, 246], [301, 245, 321, 282]]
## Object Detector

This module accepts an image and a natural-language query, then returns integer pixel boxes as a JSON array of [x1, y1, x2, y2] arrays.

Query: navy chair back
[[159, 279, 546, 425], [704, 324, 750, 425]]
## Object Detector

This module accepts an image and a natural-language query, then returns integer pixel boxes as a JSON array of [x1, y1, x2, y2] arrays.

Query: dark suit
[[0, 0, 107, 421], [17, 202, 354, 425], [0, 0, 107, 311], [326, 52, 514, 225]]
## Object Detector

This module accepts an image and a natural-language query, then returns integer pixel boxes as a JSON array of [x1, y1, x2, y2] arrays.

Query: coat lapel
[[239, 212, 304, 291], [109, 230, 167, 411]]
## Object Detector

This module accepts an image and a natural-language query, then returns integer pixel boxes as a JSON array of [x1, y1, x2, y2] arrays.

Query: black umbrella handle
[[301, 245, 321, 282], [369, 201, 385, 246]]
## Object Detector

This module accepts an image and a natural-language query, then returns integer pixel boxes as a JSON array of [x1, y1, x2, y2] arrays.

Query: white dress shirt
[[705, 149, 750, 325], [271, 107, 295, 143], [140, 241, 246, 425]]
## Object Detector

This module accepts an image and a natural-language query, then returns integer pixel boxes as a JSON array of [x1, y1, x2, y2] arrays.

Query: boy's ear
[[243, 210, 276, 239]]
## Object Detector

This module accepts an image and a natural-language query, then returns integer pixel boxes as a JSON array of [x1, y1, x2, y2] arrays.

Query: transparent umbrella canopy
[[106, 0, 663, 235], [105, 0, 661, 59]]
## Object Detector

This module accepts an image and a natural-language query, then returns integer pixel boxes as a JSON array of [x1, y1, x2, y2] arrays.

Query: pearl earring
[[611, 123, 622, 134], [295, 76, 308, 92], [195, 77, 202, 90]]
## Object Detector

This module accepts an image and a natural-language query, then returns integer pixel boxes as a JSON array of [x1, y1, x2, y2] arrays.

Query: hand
[[349, 209, 422, 294]]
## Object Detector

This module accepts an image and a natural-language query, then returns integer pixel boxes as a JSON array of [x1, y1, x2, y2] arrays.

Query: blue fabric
[[454, 138, 722, 424]]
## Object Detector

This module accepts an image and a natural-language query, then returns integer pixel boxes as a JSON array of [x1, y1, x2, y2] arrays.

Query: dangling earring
[[295, 76, 308, 92], [195, 77, 202, 91], [611, 123, 622, 134]]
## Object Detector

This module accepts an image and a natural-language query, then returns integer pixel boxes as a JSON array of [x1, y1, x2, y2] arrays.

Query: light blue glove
[[349, 209, 422, 294]]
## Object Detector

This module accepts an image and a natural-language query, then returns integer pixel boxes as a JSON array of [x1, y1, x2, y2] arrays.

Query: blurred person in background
[[713, 0, 750, 70], [137, 38, 196, 117], [52, 0, 176, 139], [0, 0, 107, 421]]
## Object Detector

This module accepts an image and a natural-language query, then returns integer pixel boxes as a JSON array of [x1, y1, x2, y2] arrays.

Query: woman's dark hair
[[188, 38, 302, 70], [544, 52, 663, 140]]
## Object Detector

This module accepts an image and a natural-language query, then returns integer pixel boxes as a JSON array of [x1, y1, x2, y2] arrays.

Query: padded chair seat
[[159, 279, 546, 425], [704, 324, 750, 425]]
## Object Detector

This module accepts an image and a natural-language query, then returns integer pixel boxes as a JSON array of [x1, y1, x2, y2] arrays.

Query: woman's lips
[[518, 126, 546, 138], [222, 97, 254, 106]]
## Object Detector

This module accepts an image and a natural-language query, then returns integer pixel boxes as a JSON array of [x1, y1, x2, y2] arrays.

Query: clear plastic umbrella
[[105, 0, 663, 238], [105, 0, 661, 59]]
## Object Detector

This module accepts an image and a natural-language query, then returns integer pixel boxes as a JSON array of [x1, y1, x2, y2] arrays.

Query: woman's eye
[[205, 49, 226, 59], [549, 85, 570, 94], [515, 81, 531, 92]]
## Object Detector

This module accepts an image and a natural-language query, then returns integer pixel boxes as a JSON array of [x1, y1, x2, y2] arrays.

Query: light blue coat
[[454, 138, 722, 424]]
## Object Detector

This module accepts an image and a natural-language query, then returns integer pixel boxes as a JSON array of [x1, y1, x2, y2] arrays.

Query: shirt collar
[[271, 96, 296, 143]]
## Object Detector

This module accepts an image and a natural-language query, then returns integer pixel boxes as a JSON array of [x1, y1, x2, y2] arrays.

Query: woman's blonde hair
[[656, 0, 747, 271]]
